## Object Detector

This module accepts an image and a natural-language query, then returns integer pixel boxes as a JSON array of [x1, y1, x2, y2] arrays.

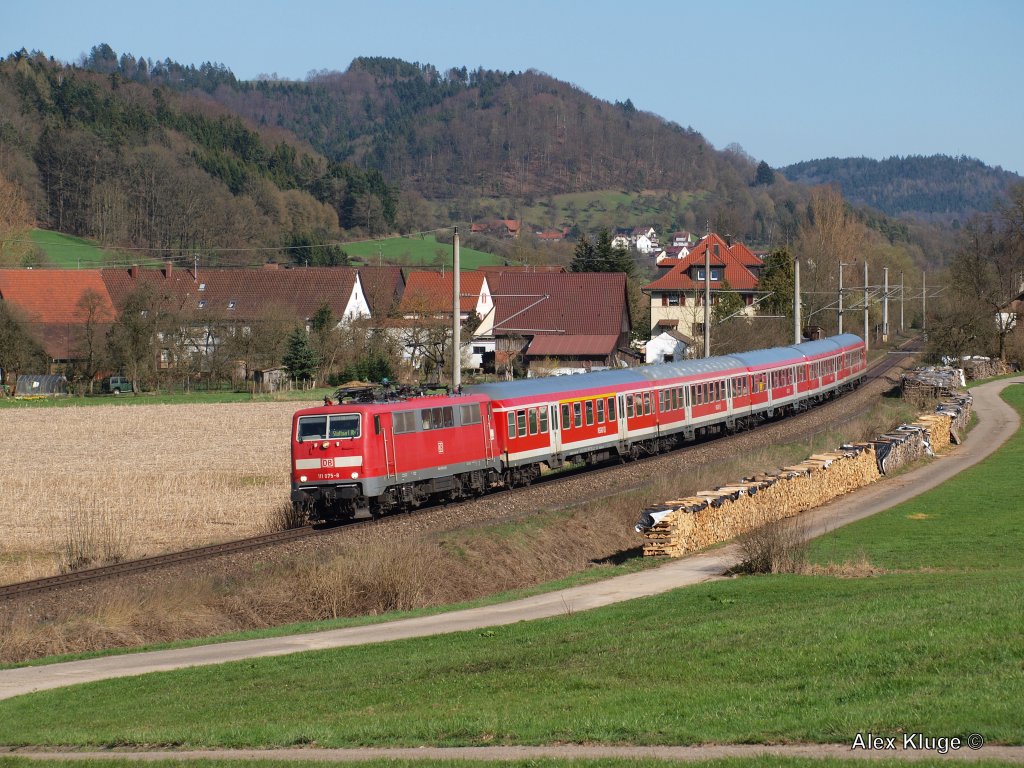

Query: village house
[[476, 271, 635, 377], [644, 233, 763, 345], [470, 219, 521, 239], [0, 263, 391, 380]]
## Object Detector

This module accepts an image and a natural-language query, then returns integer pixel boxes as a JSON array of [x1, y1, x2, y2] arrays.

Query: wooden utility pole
[[703, 231, 711, 357], [452, 227, 461, 392], [794, 256, 801, 344]]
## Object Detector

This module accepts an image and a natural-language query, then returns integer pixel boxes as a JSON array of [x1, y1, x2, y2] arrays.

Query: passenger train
[[290, 333, 867, 521]]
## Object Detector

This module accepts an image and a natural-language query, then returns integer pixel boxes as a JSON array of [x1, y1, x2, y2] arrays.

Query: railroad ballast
[[290, 334, 867, 521]]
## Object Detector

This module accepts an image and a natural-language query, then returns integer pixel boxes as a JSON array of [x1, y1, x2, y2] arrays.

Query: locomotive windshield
[[297, 414, 360, 441]]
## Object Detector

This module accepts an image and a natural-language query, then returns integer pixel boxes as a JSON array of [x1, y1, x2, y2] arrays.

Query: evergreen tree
[[758, 249, 797, 318], [570, 234, 598, 272], [282, 326, 320, 383], [594, 229, 635, 276], [754, 160, 775, 186]]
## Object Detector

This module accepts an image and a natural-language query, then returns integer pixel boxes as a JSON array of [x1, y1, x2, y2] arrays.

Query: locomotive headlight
[[321, 441, 329, 449], [351, 471, 359, 479], [299, 475, 308, 482]]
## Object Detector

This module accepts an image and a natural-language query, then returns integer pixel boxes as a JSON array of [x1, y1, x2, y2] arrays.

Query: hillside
[[1, 44, 986, 272], [0, 49, 396, 267], [781, 155, 1022, 225]]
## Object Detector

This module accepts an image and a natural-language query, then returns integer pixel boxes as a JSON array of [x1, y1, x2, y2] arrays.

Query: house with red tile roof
[[643, 233, 763, 347], [0, 269, 116, 367], [470, 219, 521, 239], [479, 271, 633, 376], [397, 270, 493, 322]]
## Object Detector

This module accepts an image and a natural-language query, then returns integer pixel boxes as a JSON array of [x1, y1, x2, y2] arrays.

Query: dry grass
[[0, 403, 298, 585]]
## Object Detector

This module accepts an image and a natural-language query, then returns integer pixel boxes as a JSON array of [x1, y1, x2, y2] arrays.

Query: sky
[[3, 0, 1023, 175]]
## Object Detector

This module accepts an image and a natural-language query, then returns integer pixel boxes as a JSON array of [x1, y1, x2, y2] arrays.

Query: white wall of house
[[645, 332, 690, 364], [342, 275, 372, 320]]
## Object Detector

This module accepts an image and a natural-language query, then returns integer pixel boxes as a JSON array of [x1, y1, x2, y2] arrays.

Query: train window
[[393, 411, 417, 434], [608, 396, 616, 420], [551, 405, 558, 430], [626, 394, 634, 418], [508, 412, 516, 439], [297, 416, 327, 442], [561, 403, 571, 430], [585, 400, 594, 425], [597, 398, 605, 422], [443, 407, 454, 428], [328, 414, 360, 439], [798, 366, 806, 383], [529, 408, 538, 435], [421, 409, 432, 430], [643, 392, 651, 415], [573, 401, 582, 428], [460, 404, 481, 425], [374, 415, 381, 435], [517, 410, 528, 437], [540, 407, 549, 433]]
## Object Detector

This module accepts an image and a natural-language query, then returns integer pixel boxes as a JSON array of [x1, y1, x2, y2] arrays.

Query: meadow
[[0, 389, 1019, 748], [341, 234, 500, 268]]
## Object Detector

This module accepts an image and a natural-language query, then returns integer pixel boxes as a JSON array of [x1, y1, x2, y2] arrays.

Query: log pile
[[901, 366, 965, 407], [637, 445, 879, 557], [637, 396, 974, 558], [962, 357, 1012, 381]]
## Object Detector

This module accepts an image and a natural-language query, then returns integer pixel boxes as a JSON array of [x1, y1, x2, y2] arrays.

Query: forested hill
[[71, 48, 757, 203], [780, 155, 1021, 225]]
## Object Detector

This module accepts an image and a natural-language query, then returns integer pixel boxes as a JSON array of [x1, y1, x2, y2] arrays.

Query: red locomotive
[[290, 334, 867, 521]]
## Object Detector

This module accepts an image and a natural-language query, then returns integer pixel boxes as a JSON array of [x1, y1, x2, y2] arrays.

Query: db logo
[[437, 441, 445, 454], [322, 458, 334, 467]]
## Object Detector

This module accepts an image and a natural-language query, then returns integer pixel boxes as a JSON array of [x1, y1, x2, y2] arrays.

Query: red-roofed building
[[0, 269, 116, 366], [644, 233, 763, 345], [470, 219, 521, 239], [480, 271, 634, 376]]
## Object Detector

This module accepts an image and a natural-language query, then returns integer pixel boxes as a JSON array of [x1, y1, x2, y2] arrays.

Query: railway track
[[0, 342, 918, 603]]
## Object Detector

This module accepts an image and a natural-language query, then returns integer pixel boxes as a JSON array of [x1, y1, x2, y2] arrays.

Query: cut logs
[[636, 394, 973, 558]]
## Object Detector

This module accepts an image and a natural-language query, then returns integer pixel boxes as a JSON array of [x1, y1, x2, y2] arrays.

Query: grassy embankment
[[0, 387, 1019, 748]]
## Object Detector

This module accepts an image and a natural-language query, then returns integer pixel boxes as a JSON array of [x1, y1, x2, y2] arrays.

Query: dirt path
[[3, 743, 1024, 762], [0, 378, 1020, 711]]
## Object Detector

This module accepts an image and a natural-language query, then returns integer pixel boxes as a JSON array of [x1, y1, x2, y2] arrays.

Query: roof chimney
[[129, 265, 139, 279], [164, 260, 173, 277]]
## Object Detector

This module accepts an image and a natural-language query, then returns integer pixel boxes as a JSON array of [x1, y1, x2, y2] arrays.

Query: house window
[[228, 301, 236, 310], [668, 293, 680, 307], [473, 345, 486, 355], [198, 300, 206, 308], [198, 283, 206, 292]]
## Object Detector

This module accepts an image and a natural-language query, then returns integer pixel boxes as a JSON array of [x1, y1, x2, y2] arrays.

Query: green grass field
[[0, 386, 1020, 748], [28, 229, 129, 268], [515, 189, 702, 234], [342, 235, 500, 269]]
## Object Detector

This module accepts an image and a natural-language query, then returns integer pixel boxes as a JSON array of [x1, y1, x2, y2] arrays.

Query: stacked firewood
[[637, 445, 879, 557], [637, 395, 975, 558]]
